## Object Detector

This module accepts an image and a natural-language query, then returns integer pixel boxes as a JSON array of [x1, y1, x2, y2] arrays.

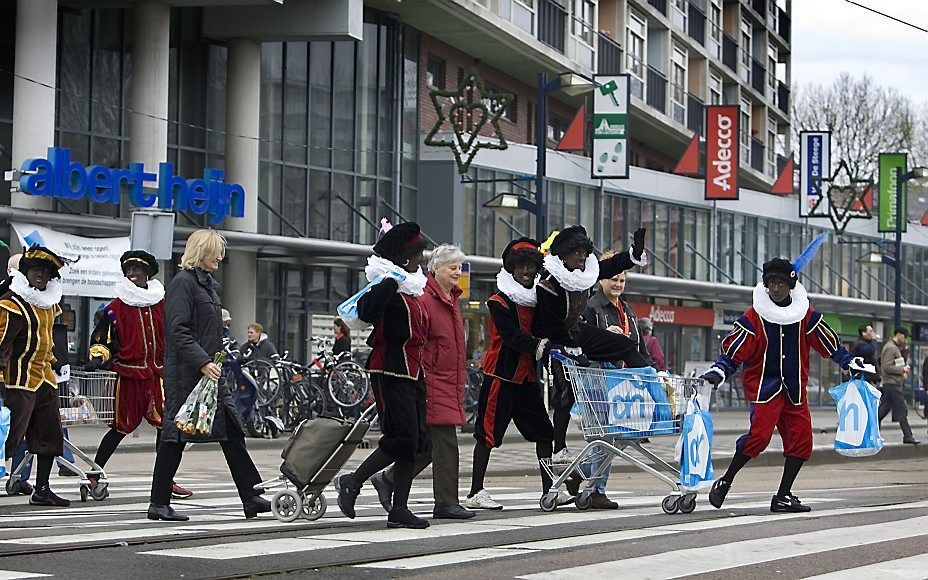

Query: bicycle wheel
[[463, 367, 483, 423], [327, 361, 370, 408], [246, 360, 280, 404]]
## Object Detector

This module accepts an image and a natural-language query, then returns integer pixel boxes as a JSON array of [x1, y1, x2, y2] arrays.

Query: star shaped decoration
[[424, 70, 513, 175], [807, 160, 873, 235]]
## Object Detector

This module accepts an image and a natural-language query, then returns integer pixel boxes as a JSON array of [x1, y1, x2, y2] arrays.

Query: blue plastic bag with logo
[[829, 377, 883, 457], [336, 272, 405, 331], [676, 399, 715, 490], [0, 405, 10, 477]]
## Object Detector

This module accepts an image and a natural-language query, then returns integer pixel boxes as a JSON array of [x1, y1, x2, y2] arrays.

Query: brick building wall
[[418, 34, 579, 149]]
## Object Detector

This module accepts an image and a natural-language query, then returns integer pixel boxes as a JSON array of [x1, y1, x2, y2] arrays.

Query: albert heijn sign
[[705, 105, 739, 200], [18, 147, 246, 225], [629, 302, 715, 328]]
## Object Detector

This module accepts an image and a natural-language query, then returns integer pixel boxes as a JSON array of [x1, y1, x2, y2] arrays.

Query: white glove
[[848, 357, 875, 375]]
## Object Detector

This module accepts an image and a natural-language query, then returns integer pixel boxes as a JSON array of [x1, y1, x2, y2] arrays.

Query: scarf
[[496, 268, 538, 307], [543, 253, 599, 292], [365, 255, 427, 297], [114, 277, 164, 307], [752, 281, 809, 325], [9, 270, 63, 309]]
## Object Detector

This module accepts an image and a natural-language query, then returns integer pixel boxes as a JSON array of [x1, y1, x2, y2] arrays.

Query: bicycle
[[304, 336, 371, 415], [463, 361, 484, 425]]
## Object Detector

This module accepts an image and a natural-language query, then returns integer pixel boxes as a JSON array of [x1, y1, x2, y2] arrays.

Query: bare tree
[[792, 73, 925, 181]]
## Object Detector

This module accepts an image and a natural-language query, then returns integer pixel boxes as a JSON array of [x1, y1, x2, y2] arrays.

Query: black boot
[[371, 472, 394, 513], [243, 495, 272, 519], [335, 473, 361, 519], [147, 503, 189, 521], [708, 479, 731, 509], [387, 507, 429, 529]]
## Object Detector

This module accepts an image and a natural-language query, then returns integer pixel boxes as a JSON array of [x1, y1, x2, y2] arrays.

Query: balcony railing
[[687, 92, 705, 135], [646, 66, 667, 114], [751, 59, 765, 94], [777, 81, 790, 114], [687, 2, 706, 45], [751, 137, 765, 173], [722, 33, 738, 72], [648, 0, 667, 16], [538, 0, 566, 53], [597, 32, 623, 75], [778, 7, 791, 43]]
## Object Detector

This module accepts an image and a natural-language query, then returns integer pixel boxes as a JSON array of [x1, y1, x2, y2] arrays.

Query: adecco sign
[[705, 106, 739, 200], [629, 303, 714, 327], [19, 147, 246, 225]]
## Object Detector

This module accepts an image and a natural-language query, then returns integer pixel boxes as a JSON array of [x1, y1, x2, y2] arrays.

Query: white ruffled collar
[[9, 270, 62, 309], [365, 255, 427, 297], [543, 253, 600, 292], [496, 268, 538, 306], [752, 281, 810, 325], [115, 277, 164, 307]]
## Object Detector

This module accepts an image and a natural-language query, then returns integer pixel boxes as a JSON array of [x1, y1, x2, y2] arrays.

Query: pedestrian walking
[[464, 238, 575, 511], [879, 328, 920, 445], [0, 246, 70, 506], [332, 318, 351, 357], [334, 222, 431, 529], [373, 244, 475, 520], [701, 257, 867, 513], [242, 323, 278, 361], [851, 324, 880, 384], [577, 264, 653, 509], [86, 250, 193, 499], [638, 318, 665, 371], [148, 230, 269, 522], [533, 225, 649, 464]]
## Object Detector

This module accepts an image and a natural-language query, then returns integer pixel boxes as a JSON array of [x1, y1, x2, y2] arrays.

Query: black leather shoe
[[433, 504, 476, 519], [564, 473, 582, 497], [29, 486, 70, 507], [589, 492, 618, 509], [371, 471, 393, 513], [771, 494, 812, 513], [18, 482, 34, 496], [387, 507, 429, 529], [902, 438, 921, 445], [334, 473, 361, 519], [147, 503, 189, 521], [708, 479, 731, 509], [243, 495, 272, 519]]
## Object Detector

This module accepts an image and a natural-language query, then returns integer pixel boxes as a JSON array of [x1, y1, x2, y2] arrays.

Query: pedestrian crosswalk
[[0, 476, 925, 579]]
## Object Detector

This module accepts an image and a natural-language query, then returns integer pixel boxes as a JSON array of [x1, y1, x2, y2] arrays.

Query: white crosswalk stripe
[[803, 555, 928, 580], [0, 572, 51, 580]]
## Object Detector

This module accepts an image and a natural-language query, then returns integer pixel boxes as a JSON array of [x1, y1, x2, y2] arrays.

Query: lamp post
[[892, 166, 928, 330]]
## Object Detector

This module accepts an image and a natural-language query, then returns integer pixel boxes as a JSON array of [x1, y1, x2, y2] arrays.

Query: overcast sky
[[791, 0, 928, 105]]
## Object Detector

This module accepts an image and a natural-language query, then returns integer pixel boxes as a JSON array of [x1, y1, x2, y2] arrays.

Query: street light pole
[[894, 166, 903, 331], [535, 72, 549, 243]]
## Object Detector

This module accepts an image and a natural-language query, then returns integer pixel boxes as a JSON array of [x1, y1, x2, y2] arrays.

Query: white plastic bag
[[676, 399, 715, 490], [0, 405, 10, 477], [337, 272, 406, 331], [829, 377, 883, 457]]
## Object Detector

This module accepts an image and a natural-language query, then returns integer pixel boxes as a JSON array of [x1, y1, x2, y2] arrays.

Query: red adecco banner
[[629, 303, 715, 327], [705, 105, 739, 200]]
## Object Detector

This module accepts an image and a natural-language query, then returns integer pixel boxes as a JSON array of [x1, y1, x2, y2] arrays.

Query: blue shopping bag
[[677, 399, 715, 490], [0, 405, 10, 477], [336, 272, 405, 331], [829, 377, 883, 457], [601, 367, 673, 436]]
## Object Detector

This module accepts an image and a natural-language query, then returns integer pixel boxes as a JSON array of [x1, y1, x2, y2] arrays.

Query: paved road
[[0, 438, 925, 579]]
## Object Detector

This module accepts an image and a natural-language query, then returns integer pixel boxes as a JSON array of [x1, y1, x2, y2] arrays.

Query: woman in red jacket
[[372, 244, 475, 520]]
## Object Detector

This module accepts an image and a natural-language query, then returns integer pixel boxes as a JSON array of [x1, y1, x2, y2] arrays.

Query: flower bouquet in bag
[[175, 351, 227, 436]]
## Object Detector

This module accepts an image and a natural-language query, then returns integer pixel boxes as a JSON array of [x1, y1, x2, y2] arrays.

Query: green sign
[[593, 114, 627, 138], [878, 153, 907, 233], [592, 75, 629, 179]]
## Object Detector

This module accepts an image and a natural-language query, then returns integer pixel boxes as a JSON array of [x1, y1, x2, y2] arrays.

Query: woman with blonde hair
[[148, 229, 270, 521]]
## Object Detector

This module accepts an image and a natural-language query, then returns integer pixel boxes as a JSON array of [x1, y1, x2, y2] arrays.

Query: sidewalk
[[51, 408, 927, 477]]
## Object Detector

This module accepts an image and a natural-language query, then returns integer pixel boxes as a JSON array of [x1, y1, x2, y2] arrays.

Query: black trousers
[[576, 323, 650, 367], [878, 385, 914, 440], [370, 374, 428, 462], [150, 436, 262, 506]]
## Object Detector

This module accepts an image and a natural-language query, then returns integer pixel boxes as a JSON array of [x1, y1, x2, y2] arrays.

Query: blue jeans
[[579, 436, 614, 494], [11, 428, 74, 483]]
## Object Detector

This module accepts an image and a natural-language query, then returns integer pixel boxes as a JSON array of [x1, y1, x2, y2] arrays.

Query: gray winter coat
[[161, 268, 244, 443]]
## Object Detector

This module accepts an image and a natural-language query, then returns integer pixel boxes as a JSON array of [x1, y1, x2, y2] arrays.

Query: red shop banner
[[629, 303, 715, 327], [705, 105, 739, 200]]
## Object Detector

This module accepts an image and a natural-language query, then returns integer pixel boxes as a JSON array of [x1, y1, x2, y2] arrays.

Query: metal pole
[[894, 166, 903, 331], [535, 72, 548, 243]]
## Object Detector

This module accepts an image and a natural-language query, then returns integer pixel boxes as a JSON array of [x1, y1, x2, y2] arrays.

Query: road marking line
[[517, 516, 928, 579], [803, 555, 928, 580], [0, 571, 51, 579], [147, 538, 358, 560]]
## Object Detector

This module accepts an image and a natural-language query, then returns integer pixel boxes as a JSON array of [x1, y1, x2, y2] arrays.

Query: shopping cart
[[256, 403, 376, 522], [540, 352, 710, 515], [4, 369, 116, 502]]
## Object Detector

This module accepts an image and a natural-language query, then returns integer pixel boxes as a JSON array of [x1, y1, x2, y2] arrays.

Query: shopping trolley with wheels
[[255, 403, 376, 522], [5, 369, 116, 502], [540, 352, 710, 515]]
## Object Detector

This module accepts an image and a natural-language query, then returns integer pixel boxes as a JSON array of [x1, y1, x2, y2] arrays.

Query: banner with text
[[11, 223, 130, 298], [592, 75, 630, 179], [705, 106, 739, 200], [629, 303, 715, 327], [878, 153, 907, 233], [799, 131, 831, 217]]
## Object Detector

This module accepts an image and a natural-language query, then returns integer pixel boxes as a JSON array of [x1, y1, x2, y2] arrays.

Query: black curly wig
[[548, 225, 594, 258]]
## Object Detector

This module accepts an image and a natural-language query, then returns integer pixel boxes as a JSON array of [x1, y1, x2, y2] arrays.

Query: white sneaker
[[555, 490, 576, 506], [465, 489, 503, 510], [552, 448, 574, 465]]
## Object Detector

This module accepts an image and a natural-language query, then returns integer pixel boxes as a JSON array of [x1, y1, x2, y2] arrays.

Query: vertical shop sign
[[799, 131, 831, 217], [705, 106, 739, 200], [592, 75, 630, 179], [878, 153, 907, 233]]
